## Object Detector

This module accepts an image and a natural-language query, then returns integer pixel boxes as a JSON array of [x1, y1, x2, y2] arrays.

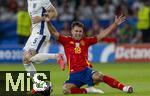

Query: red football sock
[[103, 75, 125, 90], [70, 87, 87, 94]]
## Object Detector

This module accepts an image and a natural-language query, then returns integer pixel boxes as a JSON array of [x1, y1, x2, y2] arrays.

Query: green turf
[[0, 63, 150, 96]]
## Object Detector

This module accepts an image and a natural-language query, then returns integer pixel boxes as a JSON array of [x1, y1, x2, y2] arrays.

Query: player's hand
[[43, 12, 50, 22], [114, 14, 126, 26], [32, 16, 44, 24]]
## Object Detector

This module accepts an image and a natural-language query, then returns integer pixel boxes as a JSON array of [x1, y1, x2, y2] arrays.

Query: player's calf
[[62, 83, 87, 94], [22, 49, 39, 83], [63, 84, 104, 94]]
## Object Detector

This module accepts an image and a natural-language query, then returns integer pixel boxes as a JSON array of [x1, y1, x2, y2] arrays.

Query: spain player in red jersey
[[45, 15, 133, 94]]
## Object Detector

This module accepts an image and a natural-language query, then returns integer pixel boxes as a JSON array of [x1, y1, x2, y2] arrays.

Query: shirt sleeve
[[42, 0, 53, 10], [85, 36, 98, 46], [58, 35, 69, 45]]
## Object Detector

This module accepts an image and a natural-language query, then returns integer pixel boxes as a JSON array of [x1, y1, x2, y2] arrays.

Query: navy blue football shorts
[[65, 67, 96, 88]]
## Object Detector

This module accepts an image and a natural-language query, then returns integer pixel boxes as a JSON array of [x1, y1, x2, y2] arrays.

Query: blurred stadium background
[[0, 0, 150, 96]]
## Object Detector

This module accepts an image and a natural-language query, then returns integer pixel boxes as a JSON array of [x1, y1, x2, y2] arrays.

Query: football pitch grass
[[0, 62, 150, 96]]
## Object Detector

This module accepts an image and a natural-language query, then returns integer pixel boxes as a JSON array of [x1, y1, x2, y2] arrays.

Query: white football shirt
[[27, 0, 52, 36]]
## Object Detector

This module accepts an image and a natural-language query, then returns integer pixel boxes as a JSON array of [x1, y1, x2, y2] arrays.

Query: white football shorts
[[23, 33, 50, 53]]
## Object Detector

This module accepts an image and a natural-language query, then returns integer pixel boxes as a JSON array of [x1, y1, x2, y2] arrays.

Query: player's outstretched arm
[[96, 15, 126, 41], [46, 21, 60, 40]]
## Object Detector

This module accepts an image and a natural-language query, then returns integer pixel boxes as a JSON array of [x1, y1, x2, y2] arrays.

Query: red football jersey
[[58, 35, 98, 73]]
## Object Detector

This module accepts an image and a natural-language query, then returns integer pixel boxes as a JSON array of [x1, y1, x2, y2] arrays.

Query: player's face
[[71, 26, 84, 40]]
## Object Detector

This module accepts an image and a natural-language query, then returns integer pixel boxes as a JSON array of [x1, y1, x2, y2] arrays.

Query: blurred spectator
[[7, 0, 18, 13], [60, 21, 71, 36], [137, 1, 150, 43], [88, 20, 103, 37], [132, 0, 143, 16], [89, 0, 103, 20], [115, 2, 128, 16], [0, 0, 7, 7], [99, 3, 114, 20], [117, 22, 137, 44], [17, 2, 30, 46], [77, 0, 92, 20], [0, 0, 147, 44], [0, 8, 16, 21], [58, 0, 74, 21], [111, 0, 120, 6], [101, 0, 115, 18], [59, 6, 74, 21]]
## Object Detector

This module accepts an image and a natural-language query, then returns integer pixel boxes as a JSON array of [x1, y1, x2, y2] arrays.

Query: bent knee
[[62, 85, 71, 94], [22, 49, 36, 64], [63, 89, 70, 94], [62, 83, 76, 94], [93, 71, 104, 81], [22, 53, 31, 64]]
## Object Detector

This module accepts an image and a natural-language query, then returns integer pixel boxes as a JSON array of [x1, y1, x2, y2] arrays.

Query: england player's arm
[[46, 21, 60, 40], [96, 15, 126, 41], [44, 4, 57, 21], [32, 0, 57, 24]]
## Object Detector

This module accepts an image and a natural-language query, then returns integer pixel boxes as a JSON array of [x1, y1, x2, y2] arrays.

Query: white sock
[[24, 63, 36, 76], [123, 86, 131, 92], [29, 53, 58, 63], [24, 63, 40, 83], [85, 87, 104, 94]]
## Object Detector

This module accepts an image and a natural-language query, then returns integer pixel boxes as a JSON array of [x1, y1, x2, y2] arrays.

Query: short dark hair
[[71, 21, 87, 36], [71, 21, 84, 29]]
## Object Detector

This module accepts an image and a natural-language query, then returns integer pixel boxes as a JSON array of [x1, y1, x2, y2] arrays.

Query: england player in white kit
[[23, 0, 65, 93], [24, 0, 52, 52]]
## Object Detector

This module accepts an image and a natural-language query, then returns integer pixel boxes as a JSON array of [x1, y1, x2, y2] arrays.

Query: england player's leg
[[23, 34, 46, 83], [23, 35, 49, 76], [30, 42, 64, 69], [29, 40, 58, 63], [23, 34, 65, 71], [23, 34, 55, 94], [92, 71, 133, 93]]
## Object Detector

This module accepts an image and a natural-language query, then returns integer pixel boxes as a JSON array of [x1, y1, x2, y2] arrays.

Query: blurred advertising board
[[0, 44, 115, 63], [116, 44, 150, 62], [0, 46, 22, 63], [2, 44, 150, 63]]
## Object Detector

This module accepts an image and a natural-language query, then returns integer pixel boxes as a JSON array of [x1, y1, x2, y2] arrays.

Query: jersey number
[[74, 47, 81, 54], [33, 38, 38, 44]]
